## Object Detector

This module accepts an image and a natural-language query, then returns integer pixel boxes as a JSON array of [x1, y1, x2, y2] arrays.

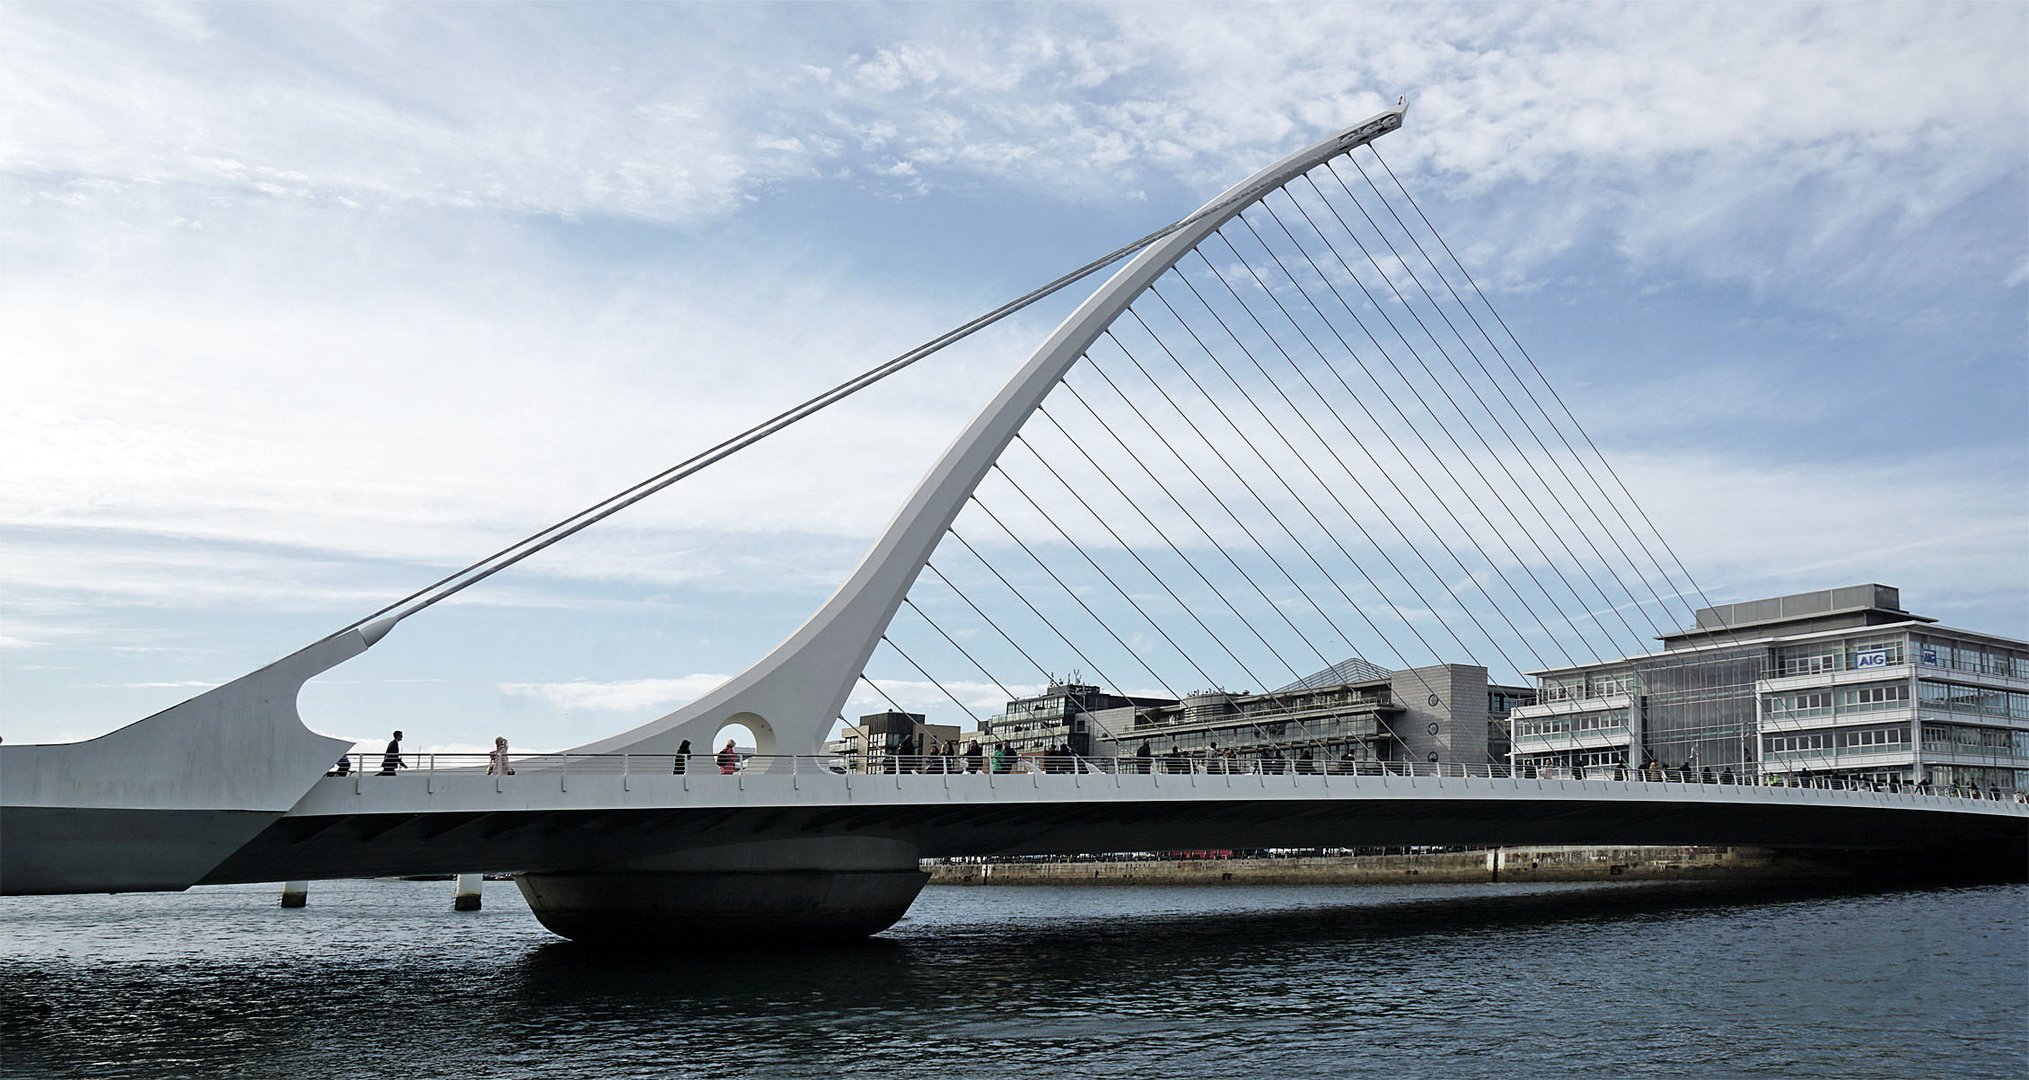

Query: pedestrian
[[966, 740, 984, 773], [1700, 766, 1715, 785], [329, 753, 352, 777], [1297, 748, 1315, 775], [1136, 740, 1153, 774], [487, 736, 515, 776], [717, 739, 739, 775], [672, 738, 691, 774], [378, 730, 406, 776], [1720, 766, 1735, 785]]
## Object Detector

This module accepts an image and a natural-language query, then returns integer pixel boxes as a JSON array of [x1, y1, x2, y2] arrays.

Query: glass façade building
[[1506, 584, 2029, 794]]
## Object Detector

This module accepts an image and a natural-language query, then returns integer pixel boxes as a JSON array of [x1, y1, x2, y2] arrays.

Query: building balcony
[[1512, 729, 1633, 755], [1917, 706, 2029, 730], [1759, 708, 1916, 733], [1761, 745, 1917, 767], [1759, 665, 1915, 693], [1508, 694, 1631, 720], [1915, 659, 2029, 691], [1919, 748, 2029, 768]]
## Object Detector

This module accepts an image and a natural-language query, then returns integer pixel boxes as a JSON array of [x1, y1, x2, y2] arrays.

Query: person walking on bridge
[[487, 736, 515, 776], [716, 739, 739, 775], [378, 730, 406, 776], [672, 739, 691, 775]]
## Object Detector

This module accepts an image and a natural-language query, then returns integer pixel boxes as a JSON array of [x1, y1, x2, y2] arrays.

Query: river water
[[1, 879, 2022, 1077]]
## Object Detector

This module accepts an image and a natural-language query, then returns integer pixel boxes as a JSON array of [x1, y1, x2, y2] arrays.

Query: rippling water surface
[[2, 879, 2023, 1077]]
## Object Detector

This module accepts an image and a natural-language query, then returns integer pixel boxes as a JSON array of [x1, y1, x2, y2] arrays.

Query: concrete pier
[[515, 837, 926, 946], [452, 873, 483, 911], [280, 880, 309, 908]]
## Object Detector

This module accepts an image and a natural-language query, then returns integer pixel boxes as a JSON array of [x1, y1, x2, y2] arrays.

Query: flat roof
[[1656, 603, 1935, 643], [1526, 619, 2029, 678]]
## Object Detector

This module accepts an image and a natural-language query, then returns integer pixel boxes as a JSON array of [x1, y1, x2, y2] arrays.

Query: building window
[[1840, 726, 1908, 750], [1835, 683, 1908, 714], [1765, 691, 1833, 720]]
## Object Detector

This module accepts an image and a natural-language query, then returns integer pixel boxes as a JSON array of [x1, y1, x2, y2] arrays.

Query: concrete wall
[[924, 846, 1836, 886], [1390, 664, 1490, 767]]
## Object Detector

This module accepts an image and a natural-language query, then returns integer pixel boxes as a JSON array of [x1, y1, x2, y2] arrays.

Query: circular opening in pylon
[[713, 721, 756, 754], [711, 711, 776, 765]]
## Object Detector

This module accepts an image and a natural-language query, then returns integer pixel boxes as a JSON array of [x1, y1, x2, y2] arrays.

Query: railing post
[[427, 753, 434, 795], [561, 752, 569, 794], [623, 753, 631, 792]]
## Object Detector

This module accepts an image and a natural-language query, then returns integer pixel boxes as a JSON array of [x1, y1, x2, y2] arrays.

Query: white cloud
[[499, 674, 733, 714]]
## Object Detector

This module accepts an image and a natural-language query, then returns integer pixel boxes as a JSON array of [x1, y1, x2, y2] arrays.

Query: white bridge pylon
[[10, 100, 1761, 902], [575, 106, 1414, 759]]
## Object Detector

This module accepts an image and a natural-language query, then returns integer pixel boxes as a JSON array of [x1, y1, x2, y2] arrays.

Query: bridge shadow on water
[[503, 878, 1976, 1006]]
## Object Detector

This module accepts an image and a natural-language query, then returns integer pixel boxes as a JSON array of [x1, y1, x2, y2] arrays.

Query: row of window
[[1774, 637, 1907, 677], [1921, 723, 2029, 758], [1539, 671, 1634, 703], [1763, 683, 1909, 720], [1764, 725, 1909, 755], [1923, 765, 2029, 793], [1917, 681, 2029, 721], [1916, 637, 2029, 680], [1514, 749, 1627, 770], [1516, 711, 1630, 739]]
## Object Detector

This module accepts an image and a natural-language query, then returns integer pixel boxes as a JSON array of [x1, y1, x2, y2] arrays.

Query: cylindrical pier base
[[280, 880, 309, 908], [453, 872, 483, 912], [515, 837, 926, 946]]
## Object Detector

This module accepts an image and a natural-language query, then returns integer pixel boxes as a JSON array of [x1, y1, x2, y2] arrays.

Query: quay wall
[[924, 846, 1841, 886]]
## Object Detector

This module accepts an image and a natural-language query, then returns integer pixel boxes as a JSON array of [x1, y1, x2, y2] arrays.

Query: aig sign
[[1853, 650, 1894, 669]]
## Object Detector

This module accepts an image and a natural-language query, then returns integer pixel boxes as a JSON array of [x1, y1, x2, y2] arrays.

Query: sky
[[3, 2, 2025, 755]]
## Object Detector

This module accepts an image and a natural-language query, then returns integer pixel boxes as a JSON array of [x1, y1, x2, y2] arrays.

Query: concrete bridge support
[[513, 836, 927, 946]]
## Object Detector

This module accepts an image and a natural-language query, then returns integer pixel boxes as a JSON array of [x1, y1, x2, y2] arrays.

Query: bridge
[[4, 100, 2023, 943]]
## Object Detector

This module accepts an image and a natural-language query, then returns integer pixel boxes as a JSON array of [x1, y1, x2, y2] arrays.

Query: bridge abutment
[[513, 837, 927, 946]]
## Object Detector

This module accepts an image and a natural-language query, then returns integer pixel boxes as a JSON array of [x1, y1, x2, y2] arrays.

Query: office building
[[1505, 584, 2029, 793]]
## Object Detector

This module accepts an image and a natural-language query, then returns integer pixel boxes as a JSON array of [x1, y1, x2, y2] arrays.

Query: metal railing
[[321, 751, 2029, 805]]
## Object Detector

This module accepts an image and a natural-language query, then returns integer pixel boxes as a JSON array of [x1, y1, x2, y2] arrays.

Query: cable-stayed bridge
[[4, 102, 2021, 942]]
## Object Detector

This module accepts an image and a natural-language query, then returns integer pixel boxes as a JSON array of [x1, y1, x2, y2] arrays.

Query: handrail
[[319, 751, 2029, 805]]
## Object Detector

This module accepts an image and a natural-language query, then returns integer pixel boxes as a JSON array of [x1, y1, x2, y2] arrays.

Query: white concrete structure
[[0, 620, 392, 894]]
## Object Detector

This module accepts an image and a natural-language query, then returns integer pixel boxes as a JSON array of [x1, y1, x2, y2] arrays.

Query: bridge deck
[[196, 757, 2028, 885]]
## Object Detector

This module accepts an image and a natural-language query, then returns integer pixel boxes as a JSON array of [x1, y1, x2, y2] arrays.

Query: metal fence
[[324, 751, 2027, 804]]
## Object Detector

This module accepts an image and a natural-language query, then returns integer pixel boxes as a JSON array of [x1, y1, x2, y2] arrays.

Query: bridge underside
[[201, 794, 2027, 888]]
